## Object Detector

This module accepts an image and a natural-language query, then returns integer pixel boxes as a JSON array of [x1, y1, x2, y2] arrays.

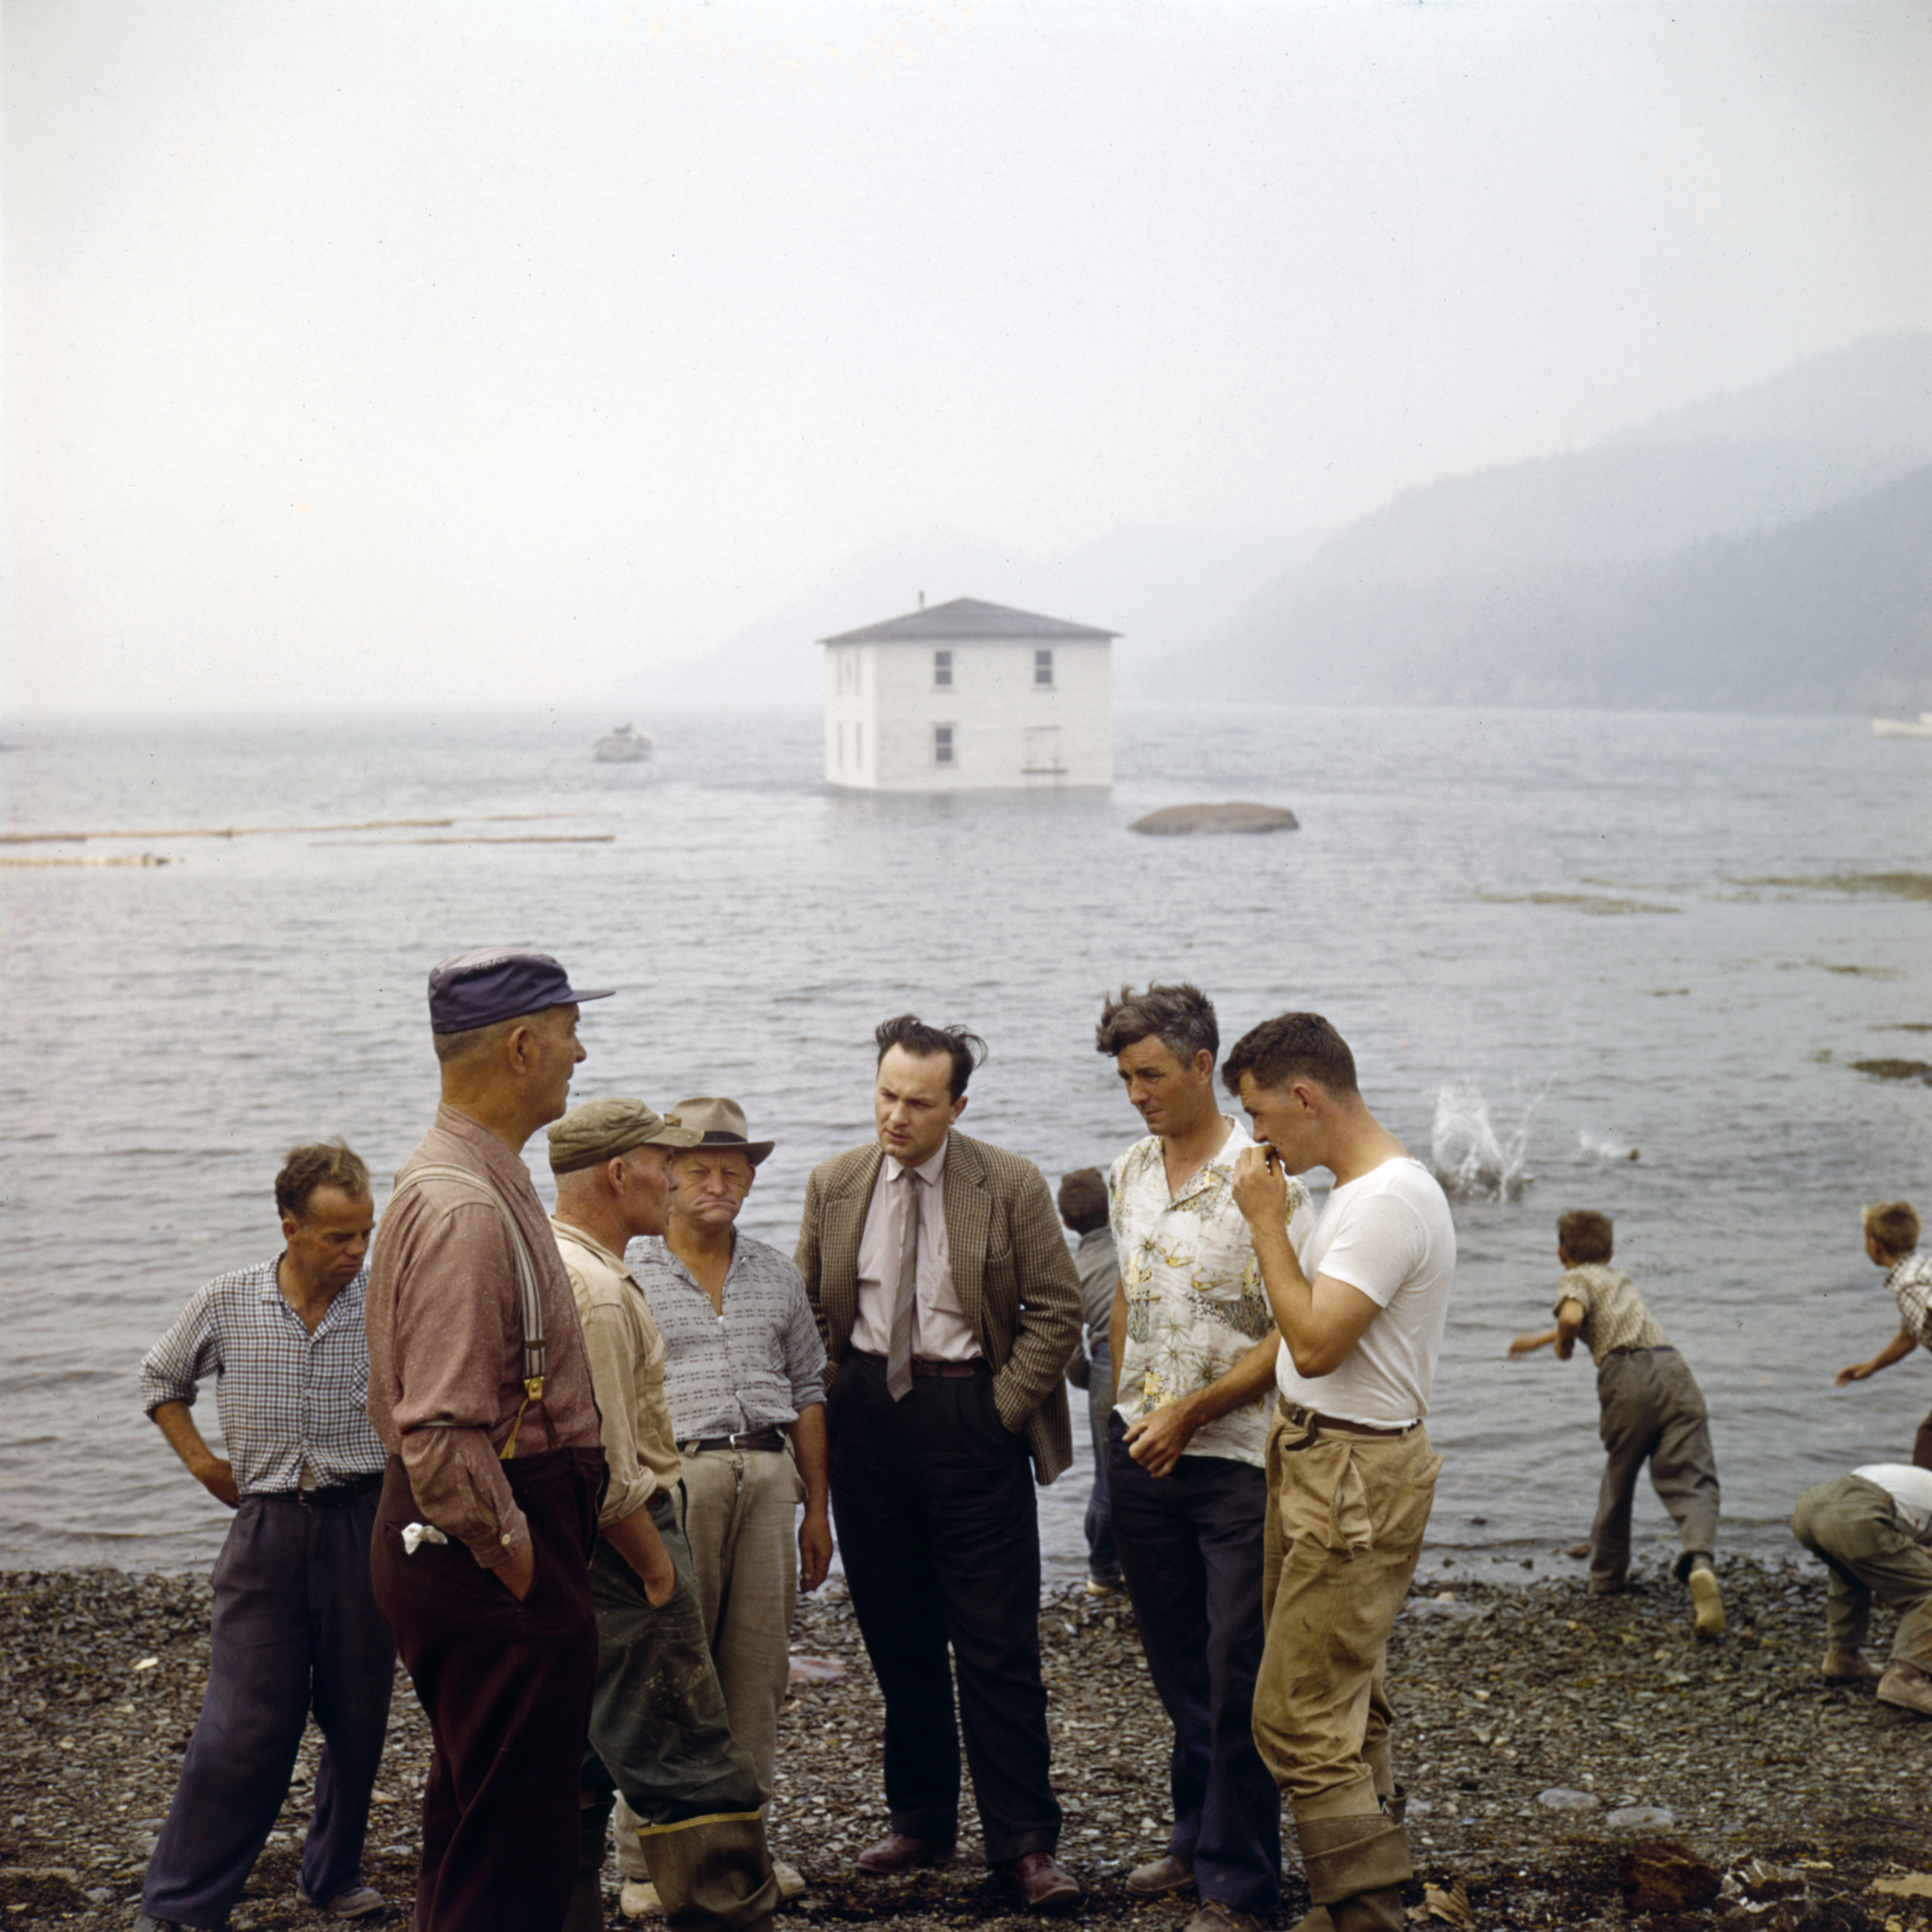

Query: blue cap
[[427, 949, 615, 1034]]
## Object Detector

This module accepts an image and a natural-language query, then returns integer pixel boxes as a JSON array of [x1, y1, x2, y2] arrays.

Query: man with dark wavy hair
[[794, 1016, 1084, 1911], [137, 1141, 392, 1932]]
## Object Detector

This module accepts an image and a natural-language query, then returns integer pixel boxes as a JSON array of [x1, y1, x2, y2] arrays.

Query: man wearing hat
[[365, 949, 612, 1932], [631, 1098, 830, 1882], [546, 1098, 780, 1932]]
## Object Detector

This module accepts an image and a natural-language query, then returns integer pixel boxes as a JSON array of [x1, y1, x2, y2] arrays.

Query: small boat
[[1872, 712, 1932, 739], [592, 723, 654, 762]]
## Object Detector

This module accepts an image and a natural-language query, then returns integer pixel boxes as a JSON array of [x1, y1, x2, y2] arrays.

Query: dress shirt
[[365, 1103, 602, 1568], [551, 1218, 684, 1527], [1887, 1253, 1932, 1351], [1109, 1118, 1312, 1466], [851, 1142, 981, 1363], [140, 1261, 386, 1495], [631, 1230, 827, 1441]]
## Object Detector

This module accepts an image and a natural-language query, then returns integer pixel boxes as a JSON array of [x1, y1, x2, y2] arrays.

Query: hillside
[[1158, 331, 1932, 712]]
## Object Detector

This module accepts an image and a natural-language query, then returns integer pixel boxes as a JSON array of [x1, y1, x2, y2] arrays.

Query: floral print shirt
[[1108, 1117, 1314, 1467]]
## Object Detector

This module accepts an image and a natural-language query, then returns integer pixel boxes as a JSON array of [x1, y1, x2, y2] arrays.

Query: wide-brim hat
[[671, 1096, 774, 1167]]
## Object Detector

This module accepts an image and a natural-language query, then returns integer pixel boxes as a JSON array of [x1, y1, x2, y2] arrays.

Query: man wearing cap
[[793, 1016, 1084, 1912], [546, 1098, 780, 1932], [630, 1097, 830, 1881], [135, 1141, 391, 1932], [365, 949, 612, 1932]]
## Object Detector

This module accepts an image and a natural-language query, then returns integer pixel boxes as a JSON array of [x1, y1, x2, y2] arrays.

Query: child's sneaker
[[1820, 1646, 1882, 1681], [1689, 1564, 1725, 1640]]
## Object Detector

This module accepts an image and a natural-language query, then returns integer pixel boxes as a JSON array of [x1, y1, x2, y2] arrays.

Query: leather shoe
[[855, 1831, 957, 1874], [1125, 1854, 1196, 1897], [999, 1852, 1082, 1912]]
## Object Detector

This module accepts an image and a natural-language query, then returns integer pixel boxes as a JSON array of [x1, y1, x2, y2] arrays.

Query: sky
[[6, 0, 1931, 717]]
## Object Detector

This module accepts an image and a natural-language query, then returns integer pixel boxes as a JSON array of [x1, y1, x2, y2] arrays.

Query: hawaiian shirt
[[1108, 1117, 1313, 1466]]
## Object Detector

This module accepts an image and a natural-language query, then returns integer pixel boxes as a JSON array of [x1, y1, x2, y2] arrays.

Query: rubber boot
[[1296, 1812, 1412, 1932], [640, 1810, 780, 1932], [563, 1796, 616, 1932]]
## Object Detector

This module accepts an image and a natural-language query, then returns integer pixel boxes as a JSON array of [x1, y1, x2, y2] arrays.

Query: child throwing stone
[[1508, 1209, 1724, 1639], [1834, 1200, 1932, 1472]]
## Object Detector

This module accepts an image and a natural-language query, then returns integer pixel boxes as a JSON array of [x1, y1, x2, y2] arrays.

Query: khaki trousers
[[1253, 1411, 1441, 1821], [1790, 1473, 1932, 1673]]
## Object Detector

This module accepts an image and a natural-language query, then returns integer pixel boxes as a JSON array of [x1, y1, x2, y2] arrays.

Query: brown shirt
[[551, 1217, 682, 1526], [366, 1103, 601, 1567]]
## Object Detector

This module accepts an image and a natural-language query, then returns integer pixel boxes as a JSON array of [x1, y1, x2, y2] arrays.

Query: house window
[[855, 724, 863, 767], [934, 724, 955, 765], [934, 649, 953, 689], [1034, 648, 1054, 688], [837, 722, 845, 768]]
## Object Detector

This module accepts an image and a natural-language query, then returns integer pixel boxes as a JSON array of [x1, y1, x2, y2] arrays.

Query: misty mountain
[[1163, 331, 1932, 712], [609, 523, 1322, 709]]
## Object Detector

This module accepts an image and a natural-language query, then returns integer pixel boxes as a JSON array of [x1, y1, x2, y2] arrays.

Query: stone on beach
[[1127, 801, 1299, 836]]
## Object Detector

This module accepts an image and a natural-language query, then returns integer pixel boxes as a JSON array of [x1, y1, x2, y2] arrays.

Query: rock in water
[[1128, 801, 1298, 836]]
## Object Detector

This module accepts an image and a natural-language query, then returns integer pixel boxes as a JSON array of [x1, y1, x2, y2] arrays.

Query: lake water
[[2, 703, 1927, 1586]]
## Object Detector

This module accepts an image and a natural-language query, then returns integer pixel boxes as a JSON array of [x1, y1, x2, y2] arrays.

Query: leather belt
[[683, 1429, 786, 1454], [294, 1473, 384, 1509], [852, 1349, 986, 1379], [1276, 1395, 1416, 1440]]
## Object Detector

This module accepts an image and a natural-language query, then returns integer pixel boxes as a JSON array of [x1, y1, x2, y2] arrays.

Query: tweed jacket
[[795, 1129, 1083, 1485]]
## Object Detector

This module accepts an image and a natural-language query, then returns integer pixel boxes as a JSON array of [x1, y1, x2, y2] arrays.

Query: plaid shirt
[[632, 1232, 826, 1441], [140, 1258, 387, 1495], [1889, 1252, 1932, 1351]]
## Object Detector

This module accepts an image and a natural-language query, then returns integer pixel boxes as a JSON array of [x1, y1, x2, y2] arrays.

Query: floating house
[[820, 596, 1116, 791]]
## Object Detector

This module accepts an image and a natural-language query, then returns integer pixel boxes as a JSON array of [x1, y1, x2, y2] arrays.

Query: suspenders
[[390, 1162, 550, 1459]]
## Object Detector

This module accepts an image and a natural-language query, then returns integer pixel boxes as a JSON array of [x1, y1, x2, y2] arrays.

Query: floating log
[[1128, 801, 1299, 836]]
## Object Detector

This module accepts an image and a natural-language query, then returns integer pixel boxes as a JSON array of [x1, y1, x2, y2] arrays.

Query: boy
[[1507, 1209, 1724, 1639], [1834, 1201, 1932, 1471], [1790, 1462, 1932, 1716]]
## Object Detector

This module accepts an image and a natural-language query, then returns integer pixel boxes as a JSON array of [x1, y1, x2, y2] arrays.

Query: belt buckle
[[1277, 1400, 1321, 1451]]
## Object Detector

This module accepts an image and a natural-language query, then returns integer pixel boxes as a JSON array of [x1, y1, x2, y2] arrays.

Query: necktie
[[886, 1169, 921, 1401]]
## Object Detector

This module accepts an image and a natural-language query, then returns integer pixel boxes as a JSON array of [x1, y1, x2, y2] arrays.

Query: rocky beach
[[3, 1557, 1929, 1930]]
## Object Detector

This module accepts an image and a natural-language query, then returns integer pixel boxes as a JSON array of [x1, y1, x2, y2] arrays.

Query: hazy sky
[[7, 0, 1931, 716]]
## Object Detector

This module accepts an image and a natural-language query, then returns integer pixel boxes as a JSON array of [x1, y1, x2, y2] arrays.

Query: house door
[[1022, 726, 1065, 785]]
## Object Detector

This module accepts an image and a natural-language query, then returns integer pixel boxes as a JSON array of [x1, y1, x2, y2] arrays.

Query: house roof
[[819, 596, 1119, 645]]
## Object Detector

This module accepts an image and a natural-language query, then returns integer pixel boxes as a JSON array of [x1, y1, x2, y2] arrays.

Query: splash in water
[[1577, 1127, 1641, 1163], [1430, 1083, 1544, 1199]]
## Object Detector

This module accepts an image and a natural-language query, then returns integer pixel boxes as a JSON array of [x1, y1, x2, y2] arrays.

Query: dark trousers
[[372, 1447, 604, 1932], [142, 1486, 394, 1929], [827, 1353, 1060, 1864], [583, 1493, 767, 1822], [1083, 1343, 1121, 1584], [1591, 1347, 1721, 1590], [1108, 1417, 1279, 1915]]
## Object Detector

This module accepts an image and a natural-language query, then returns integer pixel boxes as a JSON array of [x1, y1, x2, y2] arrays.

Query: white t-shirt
[[1855, 1463, 1932, 1538], [1275, 1156, 1455, 1426]]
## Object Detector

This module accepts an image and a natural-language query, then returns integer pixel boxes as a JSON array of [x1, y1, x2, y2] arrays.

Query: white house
[[820, 596, 1116, 791]]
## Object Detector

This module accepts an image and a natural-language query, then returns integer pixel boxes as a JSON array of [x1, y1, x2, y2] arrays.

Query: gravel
[[3, 1557, 1929, 1929]]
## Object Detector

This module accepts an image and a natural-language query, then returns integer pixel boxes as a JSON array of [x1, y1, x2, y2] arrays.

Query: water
[[3, 704, 1928, 1585]]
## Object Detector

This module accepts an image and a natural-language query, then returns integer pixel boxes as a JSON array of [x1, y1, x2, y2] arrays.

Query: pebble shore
[[3, 1557, 1929, 1930]]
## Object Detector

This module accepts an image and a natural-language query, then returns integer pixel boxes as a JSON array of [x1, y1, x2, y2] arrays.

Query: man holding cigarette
[[1225, 1014, 1454, 1932]]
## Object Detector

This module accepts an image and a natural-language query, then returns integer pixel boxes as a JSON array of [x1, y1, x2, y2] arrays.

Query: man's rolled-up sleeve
[[140, 1288, 221, 1418], [391, 1201, 531, 1568], [578, 1298, 658, 1525]]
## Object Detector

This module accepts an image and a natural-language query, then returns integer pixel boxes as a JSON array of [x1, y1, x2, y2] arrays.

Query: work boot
[[641, 1809, 780, 1932], [563, 1796, 616, 1932], [1295, 1810, 1413, 1932]]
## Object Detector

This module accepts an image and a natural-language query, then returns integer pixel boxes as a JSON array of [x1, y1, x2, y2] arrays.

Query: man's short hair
[[432, 1015, 516, 1067], [1058, 1168, 1109, 1236], [1094, 982, 1218, 1066], [1557, 1209, 1614, 1265], [874, 1015, 989, 1102], [1221, 1012, 1358, 1100], [275, 1140, 370, 1220], [1864, 1200, 1920, 1259]]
